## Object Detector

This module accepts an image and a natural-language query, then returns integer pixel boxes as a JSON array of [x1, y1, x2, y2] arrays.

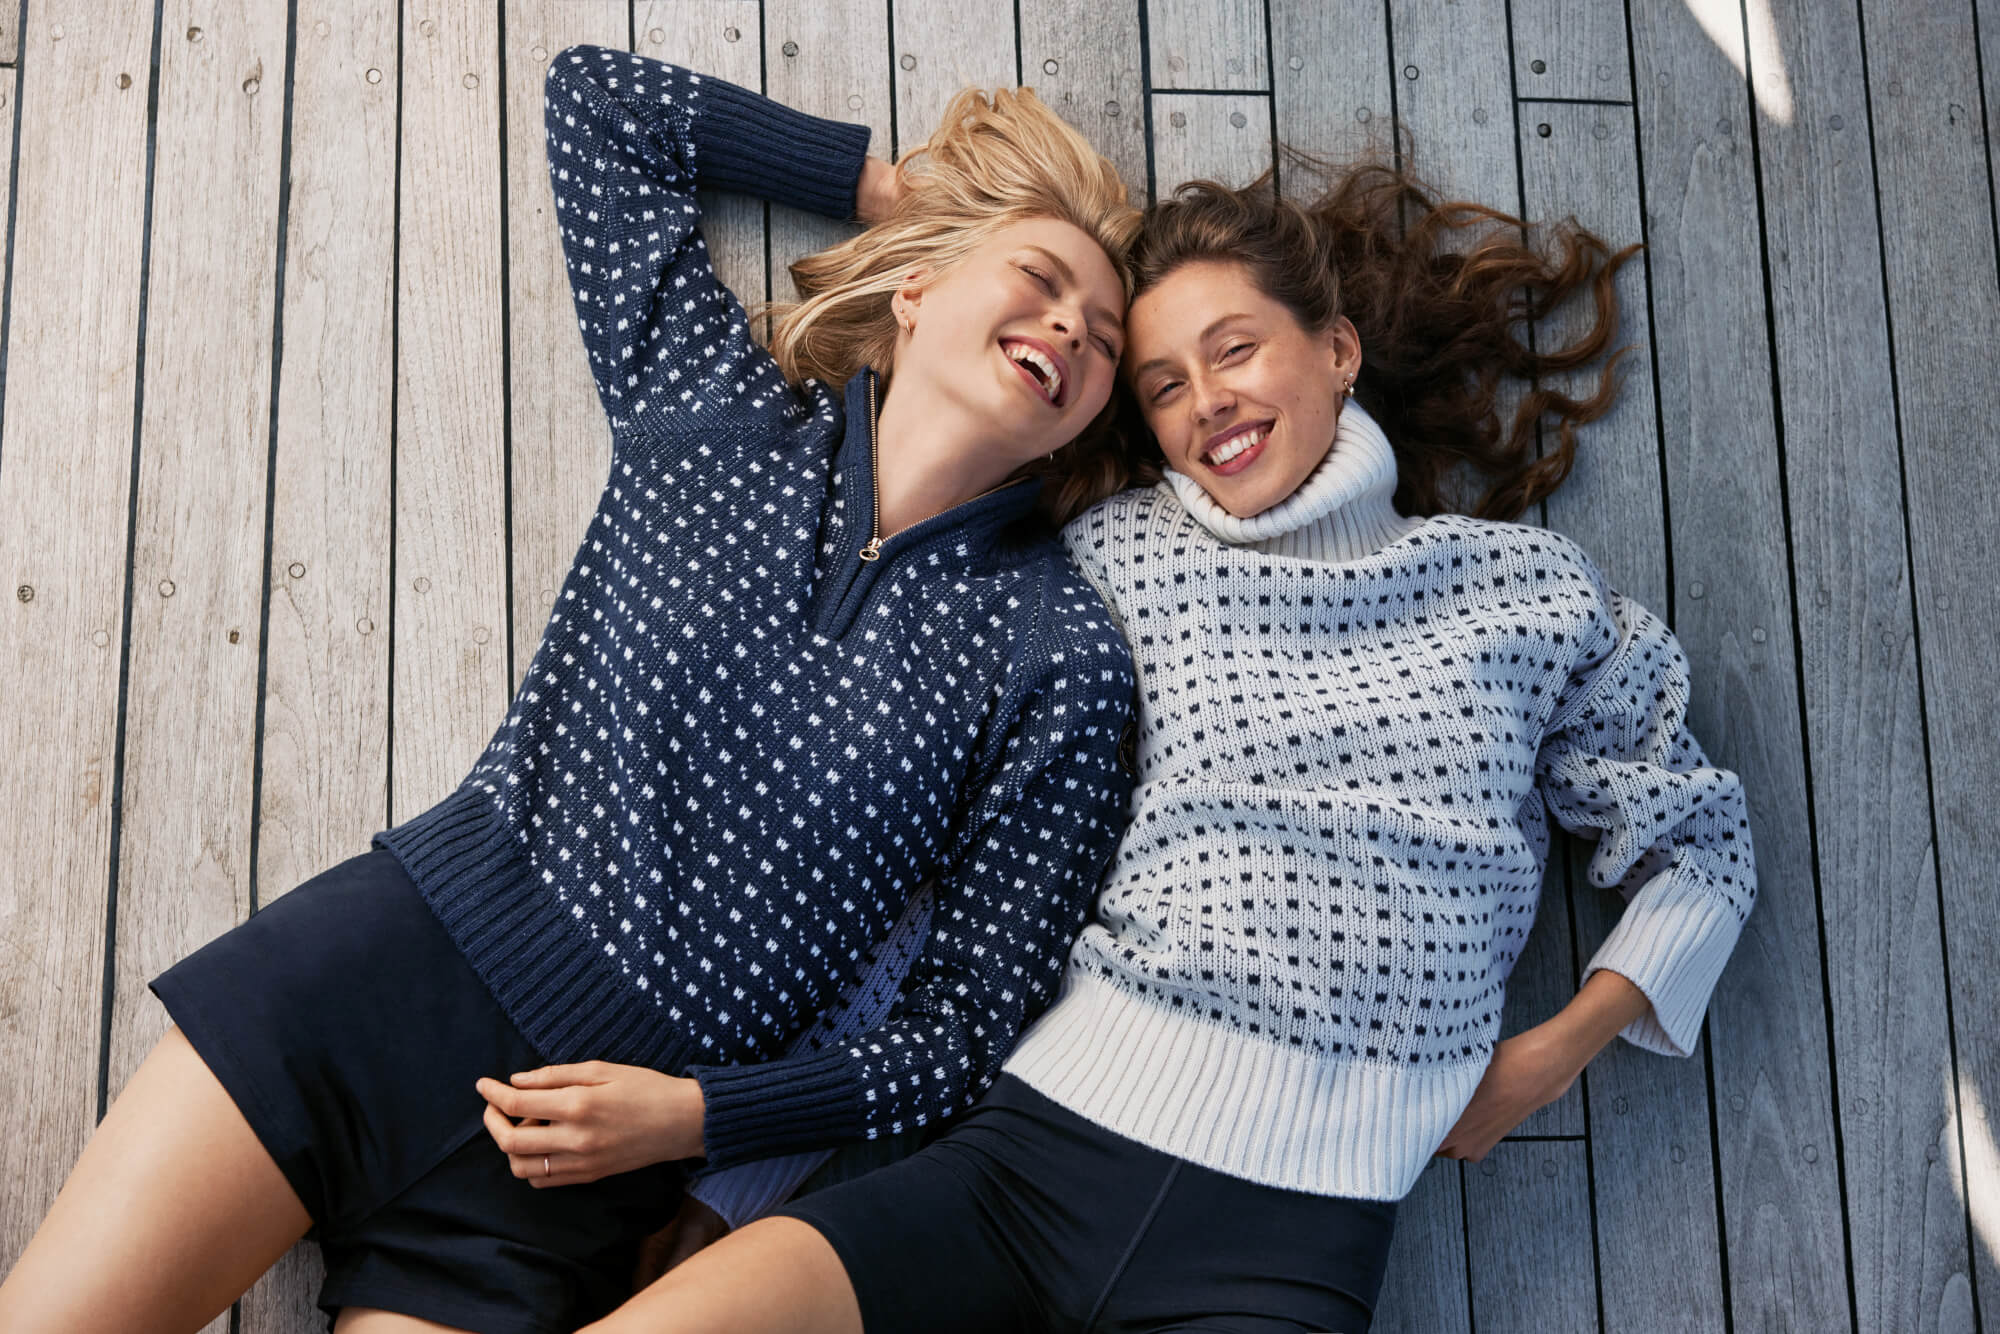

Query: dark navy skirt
[[776, 1072, 1399, 1334], [150, 846, 684, 1334]]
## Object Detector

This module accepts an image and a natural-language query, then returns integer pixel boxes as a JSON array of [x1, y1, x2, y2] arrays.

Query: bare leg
[[0, 1026, 312, 1334], [580, 1215, 864, 1334], [333, 1311, 477, 1333]]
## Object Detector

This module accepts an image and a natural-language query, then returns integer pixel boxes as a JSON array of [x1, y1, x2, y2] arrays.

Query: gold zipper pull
[[858, 537, 882, 562]]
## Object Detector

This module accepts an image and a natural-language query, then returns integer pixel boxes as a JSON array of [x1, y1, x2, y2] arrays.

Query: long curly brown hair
[[1105, 145, 1640, 524]]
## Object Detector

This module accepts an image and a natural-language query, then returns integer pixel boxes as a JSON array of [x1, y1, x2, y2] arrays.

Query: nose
[[1191, 370, 1233, 424], [1048, 307, 1084, 352]]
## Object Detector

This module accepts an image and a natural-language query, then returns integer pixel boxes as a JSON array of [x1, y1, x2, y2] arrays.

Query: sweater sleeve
[[684, 581, 1136, 1168], [681, 883, 936, 1226], [542, 45, 871, 433], [1533, 578, 1757, 1059]]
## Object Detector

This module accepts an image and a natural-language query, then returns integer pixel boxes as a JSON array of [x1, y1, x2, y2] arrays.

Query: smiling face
[[1124, 259, 1362, 519], [890, 217, 1128, 468]]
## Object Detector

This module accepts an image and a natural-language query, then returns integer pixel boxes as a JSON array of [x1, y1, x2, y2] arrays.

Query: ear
[[1322, 314, 1363, 384], [889, 268, 933, 330]]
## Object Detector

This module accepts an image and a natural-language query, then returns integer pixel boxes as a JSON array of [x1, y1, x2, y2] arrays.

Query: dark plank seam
[[497, 0, 515, 695], [97, 0, 169, 1126], [385, 0, 404, 828], [248, 0, 304, 921], [1135, 0, 1156, 202], [0, 0, 34, 477]]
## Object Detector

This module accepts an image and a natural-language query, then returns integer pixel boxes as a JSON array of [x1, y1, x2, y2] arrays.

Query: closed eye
[[1023, 263, 1118, 360]]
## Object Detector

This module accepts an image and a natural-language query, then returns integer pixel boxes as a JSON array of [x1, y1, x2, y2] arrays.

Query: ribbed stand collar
[[1164, 399, 1423, 562]]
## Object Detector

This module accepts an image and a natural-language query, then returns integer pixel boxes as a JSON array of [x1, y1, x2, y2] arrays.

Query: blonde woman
[[0, 45, 1143, 1334]]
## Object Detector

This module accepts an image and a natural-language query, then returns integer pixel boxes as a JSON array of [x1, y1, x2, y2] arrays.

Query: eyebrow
[[1129, 313, 1257, 377], [1023, 245, 1126, 337]]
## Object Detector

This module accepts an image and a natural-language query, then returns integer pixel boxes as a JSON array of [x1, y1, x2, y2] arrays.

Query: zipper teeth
[[861, 372, 882, 561]]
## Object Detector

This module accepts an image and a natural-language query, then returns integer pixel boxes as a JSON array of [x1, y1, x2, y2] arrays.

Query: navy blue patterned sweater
[[369, 45, 1135, 1168]]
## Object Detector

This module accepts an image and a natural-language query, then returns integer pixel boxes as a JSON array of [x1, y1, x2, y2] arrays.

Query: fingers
[[510, 1061, 609, 1088], [476, 1077, 580, 1123], [481, 1100, 590, 1158]]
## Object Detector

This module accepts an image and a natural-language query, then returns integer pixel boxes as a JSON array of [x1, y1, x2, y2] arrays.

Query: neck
[[1165, 399, 1421, 561], [871, 371, 1024, 538]]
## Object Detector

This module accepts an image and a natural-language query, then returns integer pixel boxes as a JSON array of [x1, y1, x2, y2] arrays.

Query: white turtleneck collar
[[1163, 399, 1427, 562]]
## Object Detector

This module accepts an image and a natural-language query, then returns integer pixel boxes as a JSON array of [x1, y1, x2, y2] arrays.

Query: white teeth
[[1005, 342, 1062, 403], [1205, 426, 1266, 466]]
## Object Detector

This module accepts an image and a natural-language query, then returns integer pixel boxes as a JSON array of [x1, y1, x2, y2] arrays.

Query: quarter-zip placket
[[810, 369, 1040, 639]]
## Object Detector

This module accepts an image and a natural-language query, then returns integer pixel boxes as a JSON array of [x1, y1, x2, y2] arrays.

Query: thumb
[[510, 1064, 583, 1088]]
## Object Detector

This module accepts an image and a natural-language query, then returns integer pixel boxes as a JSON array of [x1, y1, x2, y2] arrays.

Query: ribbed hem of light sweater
[[1002, 972, 1487, 1202]]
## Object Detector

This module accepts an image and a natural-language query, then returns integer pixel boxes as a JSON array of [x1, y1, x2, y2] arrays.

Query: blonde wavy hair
[[764, 86, 1143, 528]]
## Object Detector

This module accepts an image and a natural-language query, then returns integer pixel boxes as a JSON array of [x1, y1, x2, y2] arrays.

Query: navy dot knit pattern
[[1002, 402, 1756, 1200], [368, 46, 1135, 1169]]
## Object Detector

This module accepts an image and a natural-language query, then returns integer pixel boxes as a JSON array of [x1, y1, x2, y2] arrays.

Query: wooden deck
[[0, 1, 1992, 1330]]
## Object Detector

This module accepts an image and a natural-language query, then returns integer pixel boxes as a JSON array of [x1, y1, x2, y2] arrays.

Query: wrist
[[677, 1075, 709, 1160], [1538, 969, 1655, 1077]]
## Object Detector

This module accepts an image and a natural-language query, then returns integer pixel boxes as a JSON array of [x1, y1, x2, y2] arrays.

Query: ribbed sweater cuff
[[688, 1047, 869, 1169], [1582, 869, 1744, 1058], [691, 76, 872, 220]]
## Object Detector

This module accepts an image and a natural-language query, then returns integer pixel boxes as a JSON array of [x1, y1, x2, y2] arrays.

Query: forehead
[[979, 217, 1126, 302], [1124, 260, 1288, 364]]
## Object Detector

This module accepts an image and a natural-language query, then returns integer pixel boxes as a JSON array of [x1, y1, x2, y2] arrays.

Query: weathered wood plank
[[392, 0, 511, 816], [1464, 1141, 1596, 1334], [1627, 0, 1851, 1328], [1148, 93, 1270, 190], [1269, 0, 1393, 171], [1509, 0, 1632, 103], [1372, 1158, 1473, 1334], [0, 0, 157, 1275], [1752, 2, 1976, 1330], [1859, 1, 2000, 1328], [763, 0, 888, 298], [1984, 0, 2000, 275], [1521, 100, 1727, 1334], [105, 0, 289, 1129], [1147, 0, 1266, 91], [639, 0, 769, 323], [503, 2, 624, 705], [892, 0, 1017, 151], [238, 6, 401, 1326], [1018, 0, 1147, 204], [0, 5, 16, 65], [1386, 0, 1517, 214]]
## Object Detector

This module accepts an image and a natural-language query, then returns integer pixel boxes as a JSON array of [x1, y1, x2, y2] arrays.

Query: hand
[[856, 156, 906, 225], [1433, 1027, 1578, 1163], [476, 1061, 706, 1188], [632, 1194, 733, 1291]]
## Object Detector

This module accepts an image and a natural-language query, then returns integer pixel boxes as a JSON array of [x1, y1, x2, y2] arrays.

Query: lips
[[1200, 420, 1275, 477], [1001, 335, 1069, 409]]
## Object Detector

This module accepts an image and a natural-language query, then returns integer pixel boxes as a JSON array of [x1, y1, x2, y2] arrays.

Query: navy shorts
[[150, 847, 684, 1334], [775, 1073, 1398, 1334]]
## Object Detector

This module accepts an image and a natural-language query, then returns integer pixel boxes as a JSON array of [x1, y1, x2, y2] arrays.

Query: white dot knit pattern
[[1002, 401, 1757, 1201], [368, 46, 1136, 1171]]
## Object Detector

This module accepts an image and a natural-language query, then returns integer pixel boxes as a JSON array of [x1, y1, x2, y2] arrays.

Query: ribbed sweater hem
[[1000, 970, 1487, 1202], [370, 783, 692, 1074]]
